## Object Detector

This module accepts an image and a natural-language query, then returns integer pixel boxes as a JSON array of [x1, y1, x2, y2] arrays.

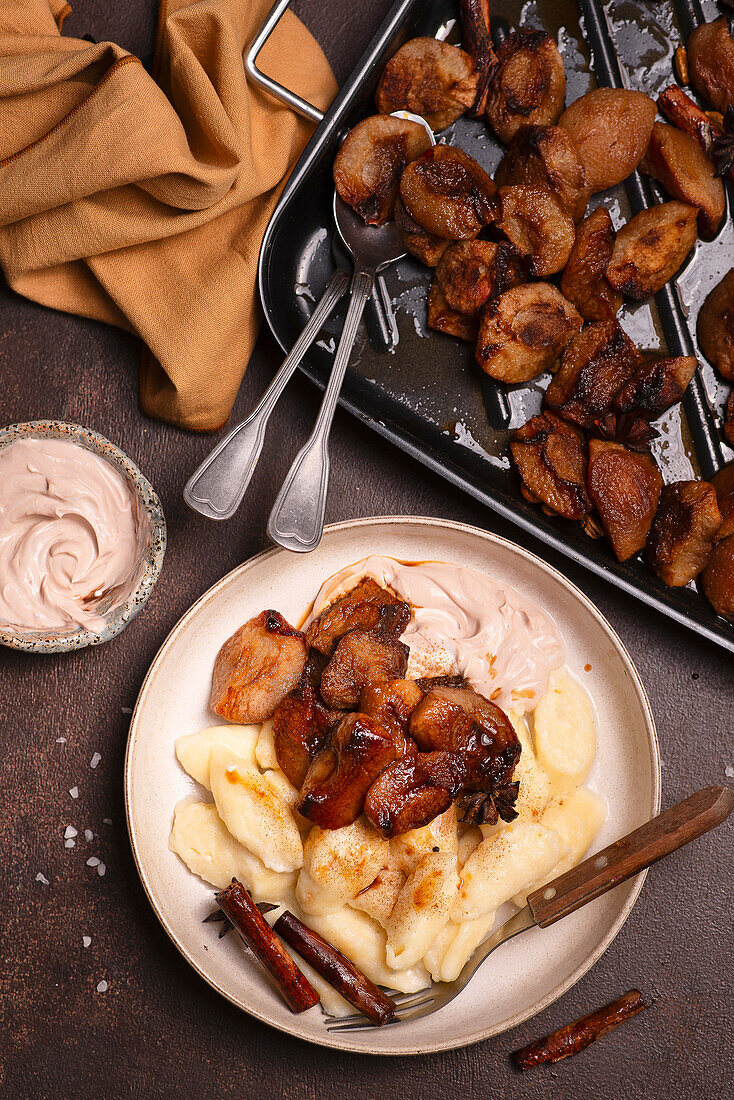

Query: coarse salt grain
[[65, 839, 76, 849], [82, 936, 92, 948], [121, 707, 132, 715], [84, 829, 93, 842], [96, 980, 108, 993], [64, 826, 77, 839], [69, 787, 79, 799], [35, 873, 49, 885], [726, 765, 734, 778], [97, 862, 106, 877], [90, 752, 101, 769], [87, 857, 100, 868], [56, 737, 67, 744]]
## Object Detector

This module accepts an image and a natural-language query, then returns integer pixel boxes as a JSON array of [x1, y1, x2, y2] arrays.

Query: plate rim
[[124, 516, 662, 1056]]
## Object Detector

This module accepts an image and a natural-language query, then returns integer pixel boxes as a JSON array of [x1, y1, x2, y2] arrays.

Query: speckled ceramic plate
[[125, 518, 660, 1055]]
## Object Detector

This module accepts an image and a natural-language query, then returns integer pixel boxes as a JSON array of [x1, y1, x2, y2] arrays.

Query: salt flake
[[121, 707, 132, 715], [36, 873, 49, 885], [726, 765, 734, 778], [97, 862, 106, 877], [90, 753, 101, 769], [82, 936, 92, 948], [64, 826, 78, 839], [69, 787, 79, 799], [84, 829, 93, 842], [87, 857, 100, 868], [96, 980, 108, 993], [64, 839, 76, 849], [56, 737, 67, 744], [103, 818, 112, 826]]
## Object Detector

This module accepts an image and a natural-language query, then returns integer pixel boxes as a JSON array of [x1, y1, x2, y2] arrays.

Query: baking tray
[[256, 0, 734, 654]]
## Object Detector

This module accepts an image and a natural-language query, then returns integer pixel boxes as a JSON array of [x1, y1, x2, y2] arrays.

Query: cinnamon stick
[[216, 881, 319, 1014], [260, 904, 396, 1026], [658, 85, 722, 156], [460, 0, 498, 115], [511, 989, 647, 1070]]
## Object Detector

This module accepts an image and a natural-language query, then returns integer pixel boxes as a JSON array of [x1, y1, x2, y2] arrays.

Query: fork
[[326, 785, 733, 1031]]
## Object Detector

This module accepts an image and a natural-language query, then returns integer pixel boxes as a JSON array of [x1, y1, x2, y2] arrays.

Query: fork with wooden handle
[[327, 785, 734, 1031]]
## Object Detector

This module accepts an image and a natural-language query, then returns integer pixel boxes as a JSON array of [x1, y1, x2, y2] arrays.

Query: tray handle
[[245, 0, 325, 124]]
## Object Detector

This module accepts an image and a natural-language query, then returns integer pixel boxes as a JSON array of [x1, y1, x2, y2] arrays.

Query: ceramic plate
[[125, 518, 660, 1055]]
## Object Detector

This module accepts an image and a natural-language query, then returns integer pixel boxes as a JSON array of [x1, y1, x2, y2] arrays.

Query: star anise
[[589, 411, 658, 452], [713, 106, 734, 178], [457, 781, 520, 826]]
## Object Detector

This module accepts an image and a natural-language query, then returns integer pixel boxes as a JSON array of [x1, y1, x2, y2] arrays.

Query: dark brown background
[[2, 2, 732, 1098]]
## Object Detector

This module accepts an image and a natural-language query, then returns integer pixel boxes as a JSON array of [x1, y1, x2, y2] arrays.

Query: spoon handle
[[183, 269, 350, 521], [267, 269, 374, 552], [528, 785, 734, 928]]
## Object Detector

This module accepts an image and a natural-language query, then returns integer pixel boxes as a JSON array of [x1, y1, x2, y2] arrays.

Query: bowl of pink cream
[[0, 421, 166, 653]]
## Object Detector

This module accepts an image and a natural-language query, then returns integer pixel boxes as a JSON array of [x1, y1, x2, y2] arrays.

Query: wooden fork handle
[[528, 785, 734, 928]]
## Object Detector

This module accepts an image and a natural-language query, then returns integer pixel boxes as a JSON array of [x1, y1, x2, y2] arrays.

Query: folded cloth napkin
[[0, 0, 337, 430]]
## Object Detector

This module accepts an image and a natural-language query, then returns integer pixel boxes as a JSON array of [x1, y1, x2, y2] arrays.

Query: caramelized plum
[[320, 628, 409, 710], [364, 752, 466, 838], [657, 85, 721, 158], [333, 115, 432, 225], [376, 38, 478, 131], [687, 17, 734, 115], [510, 411, 591, 520], [495, 125, 591, 222], [701, 536, 734, 620], [613, 354, 697, 422], [485, 28, 566, 143], [273, 680, 334, 788], [647, 480, 722, 586], [306, 577, 409, 656], [640, 122, 725, 239], [495, 184, 575, 277], [697, 268, 734, 382], [475, 282, 582, 383], [297, 713, 398, 830], [544, 320, 641, 430], [400, 145, 496, 239], [210, 611, 307, 724], [587, 439, 663, 561], [559, 88, 656, 192], [394, 196, 449, 267], [606, 201, 698, 300], [359, 679, 423, 751], [726, 390, 734, 448], [712, 464, 734, 540], [560, 207, 621, 322], [435, 240, 524, 315], [427, 279, 478, 342]]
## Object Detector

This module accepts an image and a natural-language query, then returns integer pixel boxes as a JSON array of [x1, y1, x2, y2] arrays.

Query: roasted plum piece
[[495, 184, 575, 277], [701, 536, 734, 620], [475, 282, 582, 383], [210, 611, 307, 724], [657, 85, 721, 159], [400, 145, 496, 239], [712, 464, 734, 540], [376, 38, 478, 131], [726, 390, 734, 448], [427, 279, 478, 342], [435, 240, 524, 315], [510, 412, 591, 521], [687, 17, 734, 115], [306, 577, 409, 656], [359, 679, 423, 753], [333, 114, 432, 225], [495, 125, 591, 223], [560, 207, 621, 322], [273, 679, 334, 788], [697, 268, 734, 382], [606, 201, 698, 301], [559, 88, 656, 192], [485, 28, 566, 143], [640, 123, 725, 239], [394, 196, 449, 267], [297, 713, 398, 830], [364, 751, 467, 838], [459, 0, 497, 115], [587, 440, 663, 561], [544, 321, 641, 430], [612, 354, 697, 423], [647, 480, 722, 586], [319, 628, 409, 710]]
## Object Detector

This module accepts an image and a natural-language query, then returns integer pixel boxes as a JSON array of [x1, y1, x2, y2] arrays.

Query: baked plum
[[606, 201, 698, 300], [273, 679, 334, 788], [559, 88, 656, 192], [510, 412, 591, 521], [435, 240, 524, 315], [697, 268, 734, 382], [701, 536, 734, 620], [612, 354, 697, 422], [726, 390, 734, 448], [687, 17, 734, 115], [495, 184, 575, 277], [359, 679, 423, 752], [485, 28, 566, 143], [544, 320, 641, 430], [560, 207, 621, 322], [306, 576, 409, 656], [394, 196, 449, 267], [427, 279, 478, 342], [647, 480, 722, 586], [333, 114, 432, 225], [475, 283, 582, 383], [587, 440, 663, 561], [400, 145, 496, 239], [376, 37, 478, 131], [320, 627, 409, 711], [640, 122, 725, 239], [364, 751, 466, 838], [210, 611, 307, 724], [712, 464, 734, 540], [495, 124, 591, 222]]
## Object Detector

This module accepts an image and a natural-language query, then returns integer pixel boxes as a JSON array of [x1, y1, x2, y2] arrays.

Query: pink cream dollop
[[0, 437, 144, 634], [306, 555, 565, 712]]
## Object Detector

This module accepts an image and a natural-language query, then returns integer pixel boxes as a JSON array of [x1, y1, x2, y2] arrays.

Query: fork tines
[[325, 988, 436, 1032]]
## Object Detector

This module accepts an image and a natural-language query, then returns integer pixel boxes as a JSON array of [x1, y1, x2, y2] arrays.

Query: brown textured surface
[[1, 2, 732, 1098]]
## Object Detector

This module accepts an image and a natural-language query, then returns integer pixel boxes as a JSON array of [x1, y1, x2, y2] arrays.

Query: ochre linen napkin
[[0, 0, 337, 430]]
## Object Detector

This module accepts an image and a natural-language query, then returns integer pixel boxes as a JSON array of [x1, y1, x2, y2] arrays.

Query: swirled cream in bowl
[[0, 422, 166, 653]]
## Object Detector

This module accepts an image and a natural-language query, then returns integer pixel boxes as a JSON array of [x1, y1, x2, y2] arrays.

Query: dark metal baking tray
[[257, 0, 734, 654]]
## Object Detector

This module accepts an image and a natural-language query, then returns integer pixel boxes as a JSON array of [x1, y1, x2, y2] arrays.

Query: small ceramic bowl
[[0, 421, 166, 654]]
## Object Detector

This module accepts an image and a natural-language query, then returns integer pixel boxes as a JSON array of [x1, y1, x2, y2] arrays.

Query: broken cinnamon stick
[[216, 881, 319, 1014], [511, 989, 647, 1070], [460, 0, 498, 115], [259, 904, 396, 1026]]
